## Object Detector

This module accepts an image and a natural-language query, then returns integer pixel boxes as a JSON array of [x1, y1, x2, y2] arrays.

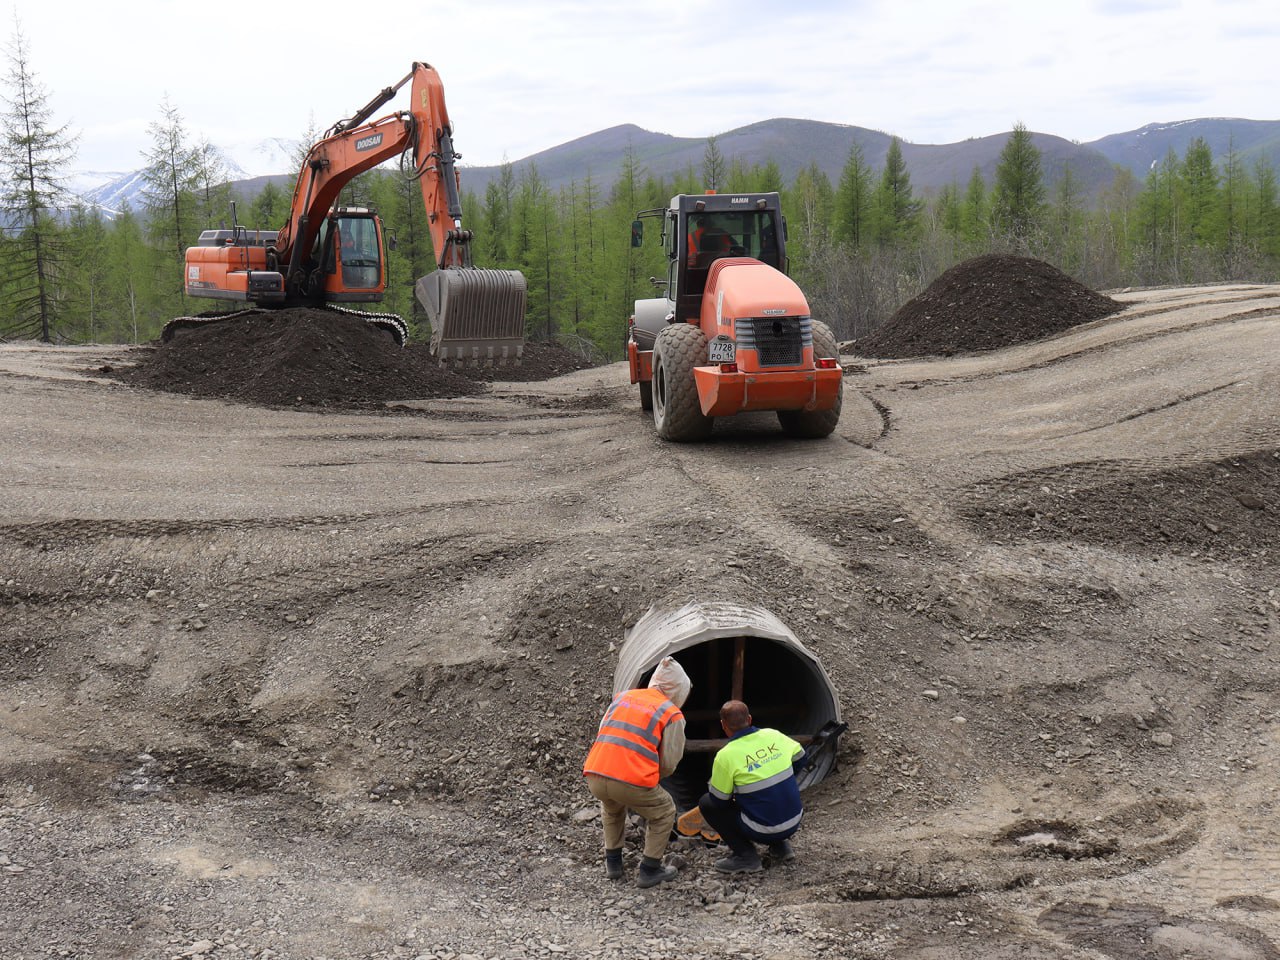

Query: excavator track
[[160, 306, 408, 347]]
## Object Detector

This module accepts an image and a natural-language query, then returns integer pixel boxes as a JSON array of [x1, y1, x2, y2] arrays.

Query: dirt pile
[[116, 308, 597, 409], [856, 254, 1124, 358], [965, 449, 1279, 560]]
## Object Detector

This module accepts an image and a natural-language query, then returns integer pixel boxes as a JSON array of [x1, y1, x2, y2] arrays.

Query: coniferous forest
[[4, 24, 1278, 355]]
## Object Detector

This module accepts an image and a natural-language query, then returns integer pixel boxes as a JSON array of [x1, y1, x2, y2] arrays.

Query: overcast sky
[[13, 0, 1280, 176]]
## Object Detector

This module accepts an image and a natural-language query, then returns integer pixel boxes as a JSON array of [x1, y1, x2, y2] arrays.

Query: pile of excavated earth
[[855, 254, 1125, 358], [115, 308, 596, 408]]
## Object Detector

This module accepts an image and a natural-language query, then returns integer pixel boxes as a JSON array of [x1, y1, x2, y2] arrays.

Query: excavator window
[[334, 216, 381, 290]]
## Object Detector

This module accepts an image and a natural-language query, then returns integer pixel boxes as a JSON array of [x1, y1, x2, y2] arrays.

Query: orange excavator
[[626, 192, 843, 441], [175, 62, 526, 362]]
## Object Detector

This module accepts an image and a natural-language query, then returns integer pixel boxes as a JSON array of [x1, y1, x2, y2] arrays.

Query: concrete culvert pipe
[[615, 601, 844, 808]]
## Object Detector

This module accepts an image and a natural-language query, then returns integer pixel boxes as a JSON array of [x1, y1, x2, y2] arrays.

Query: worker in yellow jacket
[[698, 699, 808, 873], [583, 657, 691, 889]]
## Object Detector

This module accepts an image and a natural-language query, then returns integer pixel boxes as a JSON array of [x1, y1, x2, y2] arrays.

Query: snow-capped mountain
[[71, 168, 149, 218], [66, 137, 298, 220], [231, 136, 298, 179]]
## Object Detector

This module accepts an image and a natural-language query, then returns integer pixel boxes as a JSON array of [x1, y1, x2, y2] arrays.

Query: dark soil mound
[[856, 255, 1124, 359], [483, 338, 598, 382], [118, 310, 483, 409], [116, 310, 599, 410], [964, 449, 1279, 561]]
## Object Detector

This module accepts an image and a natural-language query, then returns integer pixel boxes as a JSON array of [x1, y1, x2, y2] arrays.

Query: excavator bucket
[[416, 267, 527, 363]]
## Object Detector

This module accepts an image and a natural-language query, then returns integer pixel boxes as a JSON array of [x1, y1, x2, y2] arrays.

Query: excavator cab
[[321, 210, 385, 302]]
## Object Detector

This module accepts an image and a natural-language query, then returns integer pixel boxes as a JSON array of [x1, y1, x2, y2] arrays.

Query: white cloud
[[13, 0, 1278, 175]]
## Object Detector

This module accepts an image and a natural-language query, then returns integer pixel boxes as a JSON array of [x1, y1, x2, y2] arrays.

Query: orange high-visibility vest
[[689, 226, 731, 265], [583, 687, 683, 788]]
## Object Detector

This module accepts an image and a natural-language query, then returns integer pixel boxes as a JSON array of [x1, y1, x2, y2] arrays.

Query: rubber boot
[[605, 848, 623, 881], [636, 855, 677, 889]]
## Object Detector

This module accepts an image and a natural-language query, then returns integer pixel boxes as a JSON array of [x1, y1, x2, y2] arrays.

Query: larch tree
[[726, 156, 753, 193], [559, 171, 608, 349], [192, 137, 232, 230], [1135, 149, 1183, 283], [754, 159, 785, 194], [514, 162, 557, 339], [1253, 159, 1280, 259], [0, 18, 77, 342], [372, 168, 430, 327], [1218, 139, 1250, 275], [702, 135, 726, 192], [141, 96, 201, 306], [248, 179, 288, 233], [991, 122, 1046, 249], [106, 204, 148, 343], [64, 203, 110, 342], [932, 181, 963, 243], [1097, 166, 1140, 283], [1049, 162, 1085, 274], [608, 143, 646, 338], [872, 137, 920, 248], [961, 165, 989, 247], [479, 158, 517, 268], [575, 171, 606, 346], [1179, 136, 1219, 249], [833, 141, 874, 251], [786, 161, 834, 259]]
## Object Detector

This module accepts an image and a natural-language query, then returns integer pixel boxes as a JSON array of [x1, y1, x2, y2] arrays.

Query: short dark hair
[[720, 700, 751, 733]]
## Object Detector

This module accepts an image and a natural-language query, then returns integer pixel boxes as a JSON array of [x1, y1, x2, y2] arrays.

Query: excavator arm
[[274, 111, 415, 295], [403, 64, 527, 360], [406, 64, 470, 270], [274, 64, 470, 288]]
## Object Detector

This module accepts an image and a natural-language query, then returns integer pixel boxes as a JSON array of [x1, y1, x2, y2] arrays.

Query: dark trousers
[[697, 793, 754, 855]]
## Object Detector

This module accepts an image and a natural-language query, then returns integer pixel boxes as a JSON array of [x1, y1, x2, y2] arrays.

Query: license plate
[[708, 338, 736, 363]]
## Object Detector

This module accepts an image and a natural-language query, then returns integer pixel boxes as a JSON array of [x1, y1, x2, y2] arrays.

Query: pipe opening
[[616, 602, 844, 809]]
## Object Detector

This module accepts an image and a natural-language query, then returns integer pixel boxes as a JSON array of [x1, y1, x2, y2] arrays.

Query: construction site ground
[[2, 281, 1280, 960]]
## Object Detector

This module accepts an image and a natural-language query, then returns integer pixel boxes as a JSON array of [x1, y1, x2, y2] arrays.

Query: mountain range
[[71, 117, 1280, 220]]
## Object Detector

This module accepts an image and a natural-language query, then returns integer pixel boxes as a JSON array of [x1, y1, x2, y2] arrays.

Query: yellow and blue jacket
[[707, 726, 805, 838]]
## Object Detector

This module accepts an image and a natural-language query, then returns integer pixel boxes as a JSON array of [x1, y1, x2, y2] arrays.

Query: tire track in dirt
[[821, 291, 1279, 627], [824, 796, 1204, 903]]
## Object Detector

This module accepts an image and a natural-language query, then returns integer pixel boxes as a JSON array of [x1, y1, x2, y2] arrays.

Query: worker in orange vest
[[688, 216, 733, 267], [583, 656, 691, 889]]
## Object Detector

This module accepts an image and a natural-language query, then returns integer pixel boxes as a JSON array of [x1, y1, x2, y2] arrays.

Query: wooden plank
[[684, 735, 814, 753]]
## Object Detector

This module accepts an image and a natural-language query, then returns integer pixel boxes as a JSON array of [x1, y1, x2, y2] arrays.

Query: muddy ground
[[2, 281, 1280, 960]]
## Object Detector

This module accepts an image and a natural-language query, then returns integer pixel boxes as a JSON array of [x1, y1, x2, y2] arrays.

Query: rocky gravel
[[3, 278, 1280, 959]]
